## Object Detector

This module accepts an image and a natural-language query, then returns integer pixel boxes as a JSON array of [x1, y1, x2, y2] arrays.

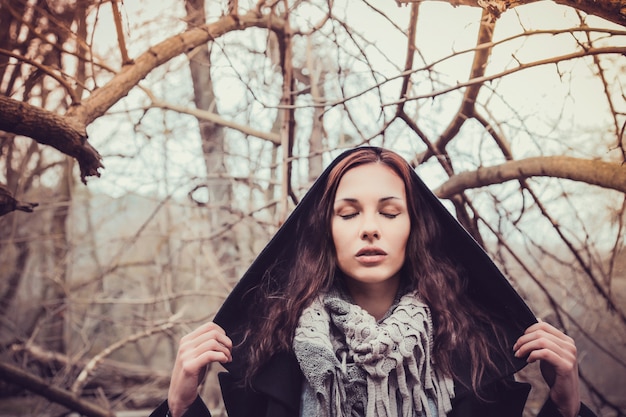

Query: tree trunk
[[185, 0, 231, 212], [37, 161, 74, 354]]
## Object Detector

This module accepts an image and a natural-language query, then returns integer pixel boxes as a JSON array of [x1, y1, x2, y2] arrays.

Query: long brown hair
[[241, 147, 504, 391]]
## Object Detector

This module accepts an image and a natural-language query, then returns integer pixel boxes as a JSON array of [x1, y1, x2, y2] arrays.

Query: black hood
[[213, 146, 536, 388]]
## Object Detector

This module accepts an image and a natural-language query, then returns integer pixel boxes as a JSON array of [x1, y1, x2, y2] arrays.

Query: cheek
[[331, 222, 355, 261], [396, 221, 411, 253]]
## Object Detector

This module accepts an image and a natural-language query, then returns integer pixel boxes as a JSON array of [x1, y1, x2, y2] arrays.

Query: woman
[[151, 147, 595, 417]]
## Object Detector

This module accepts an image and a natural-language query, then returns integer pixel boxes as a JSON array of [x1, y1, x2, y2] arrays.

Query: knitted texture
[[293, 289, 454, 417]]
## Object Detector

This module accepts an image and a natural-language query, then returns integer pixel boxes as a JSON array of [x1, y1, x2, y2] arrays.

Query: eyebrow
[[335, 196, 403, 203]]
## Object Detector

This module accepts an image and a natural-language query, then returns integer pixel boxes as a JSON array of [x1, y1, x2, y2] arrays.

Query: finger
[[179, 323, 233, 354], [187, 330, 233, 352], [515, 342, 578, 383], [515, 336, 576, 365], [181, 348, 231, 374], [524, 321, 569, 340], [182, 322, 228, 344], [174, 325, 233, 375], [175, 343, 232, 384], [514, 331, 575, 356], [514, 322, 574, 352], [516, 334, 576, 362], [195, 337, 233, 362], [530, 348, 578, 377], [180, 334, 233, 364]]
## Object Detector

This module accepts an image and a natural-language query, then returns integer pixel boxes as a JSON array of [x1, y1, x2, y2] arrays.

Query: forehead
[[334, 163, 406, 199]]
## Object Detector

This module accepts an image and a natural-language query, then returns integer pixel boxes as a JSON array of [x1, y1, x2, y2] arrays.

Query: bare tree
[[0, 0, 624, 415]]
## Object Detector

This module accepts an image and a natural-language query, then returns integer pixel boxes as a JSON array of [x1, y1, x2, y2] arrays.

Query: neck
[[344, 276, 400, 321]]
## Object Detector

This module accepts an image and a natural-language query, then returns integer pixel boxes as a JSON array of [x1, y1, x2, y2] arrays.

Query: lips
[[356, 247, 387, 256], [356, 246, 387, 265]]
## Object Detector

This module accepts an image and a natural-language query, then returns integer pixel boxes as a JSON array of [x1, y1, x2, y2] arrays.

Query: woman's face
[[331, 162, 411, 292]]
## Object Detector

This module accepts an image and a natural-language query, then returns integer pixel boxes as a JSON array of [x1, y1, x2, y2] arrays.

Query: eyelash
[[339, 212, 399, 220]]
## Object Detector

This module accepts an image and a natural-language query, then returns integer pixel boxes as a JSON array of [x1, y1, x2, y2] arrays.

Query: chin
[[347, 273, 398, 286]]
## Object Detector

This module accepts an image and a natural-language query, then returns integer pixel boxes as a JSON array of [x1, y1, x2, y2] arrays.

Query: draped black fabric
[[213, 146, 537, 387]]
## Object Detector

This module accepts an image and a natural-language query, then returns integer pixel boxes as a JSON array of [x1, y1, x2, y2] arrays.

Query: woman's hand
[[167, 322, 232, 417], [514, 321, 580, 417]]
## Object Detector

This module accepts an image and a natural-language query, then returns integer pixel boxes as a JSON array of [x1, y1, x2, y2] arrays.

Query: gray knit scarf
[[293, 288, 454, 417]]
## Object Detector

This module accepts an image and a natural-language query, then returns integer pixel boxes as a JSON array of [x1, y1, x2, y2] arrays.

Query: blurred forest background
[[0, 0, 625, 416]]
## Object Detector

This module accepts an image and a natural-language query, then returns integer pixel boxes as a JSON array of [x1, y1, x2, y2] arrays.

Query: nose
[[360, 214, 380, 240]]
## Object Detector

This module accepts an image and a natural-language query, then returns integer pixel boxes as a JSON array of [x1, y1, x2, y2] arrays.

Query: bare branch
[[66, 11, 286, 126], [0, 96, 103, 183], [278, 0, 296, 223], [147, 95, 280, 145], [71, 318, 179, 394], [395, 0, 626, 27], [436, 156, 626, 197], [0, 361, 114, 417], [420, 8, 496, 163], [387, 46, 626, 106], [0, 47, 80, 103], [110, 0, 132, 65], [396, 1, 420, 114]]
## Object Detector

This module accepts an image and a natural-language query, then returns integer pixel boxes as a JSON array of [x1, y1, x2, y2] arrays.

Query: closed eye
[[380, 212, 399, 219], [339, 212, 359, 220]]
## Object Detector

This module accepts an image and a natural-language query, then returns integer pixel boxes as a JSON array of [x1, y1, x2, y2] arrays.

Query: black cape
[[213, 146, 537, 390]]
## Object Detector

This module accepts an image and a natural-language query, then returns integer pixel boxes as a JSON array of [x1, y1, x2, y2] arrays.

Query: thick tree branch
[[0, 12, 285, 183], [66, 11, 285, 126], [0, 361, 114, 417], [550, 0, 626, 27], [420, 7, 495, 163], [435, 156, 626, 198], [396, 0, 626, 27], [10, 341, 170, 398], [0, 95, 103, 183]]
